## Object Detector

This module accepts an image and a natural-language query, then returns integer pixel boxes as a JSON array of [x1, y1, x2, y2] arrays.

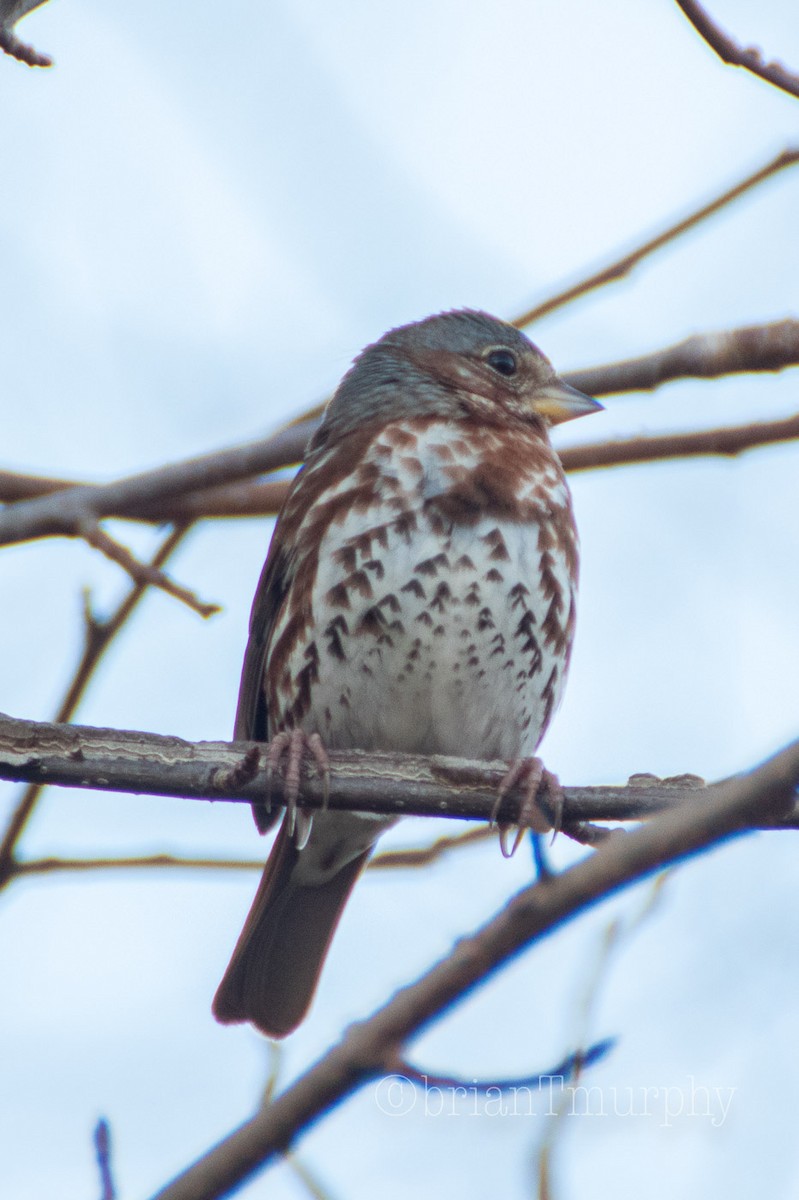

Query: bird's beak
[[531, 380, 604, 425]]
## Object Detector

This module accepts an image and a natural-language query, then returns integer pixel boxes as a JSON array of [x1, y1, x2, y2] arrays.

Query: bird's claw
[[491, 757, 563, 859], [265, 729, 330, 849]]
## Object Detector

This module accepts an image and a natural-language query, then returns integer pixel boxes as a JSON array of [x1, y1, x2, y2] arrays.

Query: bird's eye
[[486, 349, 517, 377]]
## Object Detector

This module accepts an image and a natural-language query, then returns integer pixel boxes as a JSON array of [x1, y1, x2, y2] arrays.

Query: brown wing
[[233, 508, 299, 833], [233, 540, 291, 744], [233, 427, 373, 830], [232, 432, 340, 747]]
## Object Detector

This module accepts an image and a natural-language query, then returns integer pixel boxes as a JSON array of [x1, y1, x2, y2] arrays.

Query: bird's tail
[[213, 817, 372, 1038]]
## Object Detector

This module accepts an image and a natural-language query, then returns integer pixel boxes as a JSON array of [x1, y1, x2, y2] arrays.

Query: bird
[[213, 309, 602, 1038]]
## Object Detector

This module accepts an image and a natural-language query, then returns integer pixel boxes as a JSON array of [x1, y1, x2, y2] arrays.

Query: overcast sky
[[1, 2, 798, 1197]]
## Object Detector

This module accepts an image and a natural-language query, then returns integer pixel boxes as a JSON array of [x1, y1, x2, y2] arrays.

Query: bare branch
[[512, 149, 799, 327], [0, 470, 293, 523], [284, 1152, 341, 1200], [130, 478, 290, 522], [566, 318, 799, 397], [8, 829, 493, 881], [10, 854, 268, 878], [0, 0, 51, 67], [561, 411, 799, 474], [78, 519, 220, 618], [0, 469, 77, 501], [676, 1, 799, 100], [93, 1118, 116, 1200], [151, 738, 799, 1200], [0, 419, 317, 547], [1, 715, 797, 830], [386, 1036, 614, 1093], [370, 825, 492, 867]]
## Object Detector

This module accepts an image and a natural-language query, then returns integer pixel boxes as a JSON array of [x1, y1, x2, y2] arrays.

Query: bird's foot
[[490, 756, 563, 859], [265, 730, 330, 849]]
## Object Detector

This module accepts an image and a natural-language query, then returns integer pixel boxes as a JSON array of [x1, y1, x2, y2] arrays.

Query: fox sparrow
[[213, 310, 601, 1038]]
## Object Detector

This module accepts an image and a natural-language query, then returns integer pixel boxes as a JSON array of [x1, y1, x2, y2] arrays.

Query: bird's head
[[318, 309, 602, 444]]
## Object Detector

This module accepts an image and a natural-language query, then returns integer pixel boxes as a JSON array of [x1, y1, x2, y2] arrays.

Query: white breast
[[273, 420, 577, 762]]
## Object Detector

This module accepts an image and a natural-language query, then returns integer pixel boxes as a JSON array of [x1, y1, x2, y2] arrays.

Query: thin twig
[[79, 519, 219, 618], [284, 1152, 341, 1200], [7, 828, 493, 880], [371, 825, 493, 867], [7, 827, 494, 881], [386, 1038, 614, 1094], [94, 1119, 116, 1200], [0, 526, 191, 888], [10, 854, 268, 877], [150, 738, 799, 1200], [676, 0, 799, 100], [535, 873, 671, 1175], [512, 148, 799, 327]]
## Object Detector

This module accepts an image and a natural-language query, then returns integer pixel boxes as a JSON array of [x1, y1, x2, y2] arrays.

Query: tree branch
[[78, 519, 219, 618], [8, 828, 494, 881], [9, 854, 269, 878], [151, 737, 799, 1200], [0, 418, 317, 547], [0, 0, 51, 67], [0, 469, 77, 501], [93, 1118, 116, 1200], [1, 715, 797, 830], [566, 318, 799, 397], [561, 411, 799, 473], [386, 1037, 614, 1094], [511, 148, 799, 327], [676, 1, 799, 100]]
